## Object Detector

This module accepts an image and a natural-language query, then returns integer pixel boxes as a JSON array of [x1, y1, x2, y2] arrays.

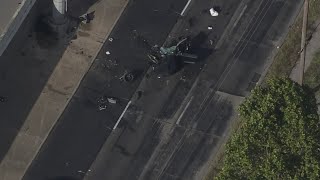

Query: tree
[[216, 78, 320, 179]]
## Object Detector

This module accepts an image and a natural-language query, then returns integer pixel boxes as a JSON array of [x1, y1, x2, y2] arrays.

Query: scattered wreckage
[[146, 38, 198, 74], [97, 96, 119, 111], [119, 71, 135, 82], [209, 8, 219, 16], [79, 11, 95, 24]]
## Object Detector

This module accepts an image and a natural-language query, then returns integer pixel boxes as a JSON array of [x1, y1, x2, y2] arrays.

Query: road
[[23, 0, 303, 179], [22, 0, 188, 179], [0, 0, 37, 56], [0, 0, 58, 164], [0, 0, 105, 176], [82, 0, 303, 180]]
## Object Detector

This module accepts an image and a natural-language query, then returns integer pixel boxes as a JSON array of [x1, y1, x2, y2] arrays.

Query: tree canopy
[[216, 78, 320, 179]]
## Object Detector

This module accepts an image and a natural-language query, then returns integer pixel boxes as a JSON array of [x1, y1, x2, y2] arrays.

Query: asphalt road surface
[[23, 0, 303, 180], [22, 0, 188, 179], [82, 0, 302, 180]]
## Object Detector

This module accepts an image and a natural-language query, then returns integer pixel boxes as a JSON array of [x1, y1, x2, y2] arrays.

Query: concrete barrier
[[0, 0, 36, 56]]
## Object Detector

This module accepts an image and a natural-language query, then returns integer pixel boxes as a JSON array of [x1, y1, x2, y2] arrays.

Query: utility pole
[[52, 0, 67, 24], [299, 0, 309, 85]]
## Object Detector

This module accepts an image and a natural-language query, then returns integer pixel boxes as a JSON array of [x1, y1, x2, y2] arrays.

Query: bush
[[216, 78, 320, 179]]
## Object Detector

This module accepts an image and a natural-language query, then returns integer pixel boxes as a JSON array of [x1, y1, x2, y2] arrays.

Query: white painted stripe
[[180, 0, 192, 16], [113, 100, 132, 130], [176, 96, 193, 125]]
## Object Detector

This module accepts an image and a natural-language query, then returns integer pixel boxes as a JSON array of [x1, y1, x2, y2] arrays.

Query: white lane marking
[[233, 5, 247, 28], [113, 100, 132, 130], [176, 96, 194, 125], [180, 0, 192, 16]]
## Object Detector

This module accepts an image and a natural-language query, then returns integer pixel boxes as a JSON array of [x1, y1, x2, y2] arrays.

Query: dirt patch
[[78, 31, 90, 37]]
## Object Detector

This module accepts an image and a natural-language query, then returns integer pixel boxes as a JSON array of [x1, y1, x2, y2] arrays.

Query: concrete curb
[[0, 0, 36, 56]]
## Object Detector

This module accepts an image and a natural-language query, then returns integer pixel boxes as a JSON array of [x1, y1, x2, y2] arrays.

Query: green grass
[[264, 0, 320, 81], [265, 22, 301, 79]]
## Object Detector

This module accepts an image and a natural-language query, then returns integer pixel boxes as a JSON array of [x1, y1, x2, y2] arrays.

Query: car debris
[[137, 35, 198, 75], [79, 11, 95, 24], [98, 96, 119, 104], [119, 71, 134, 82], [108, 59, 118, 66], [79, 15, 89, 23], [98, 103, 107, 111], [180, 75, 187, 82], [107, 97, 118, 104], [159, 38, 195, 59], [183, 60, 196, 64], [97, 96, 119, 110], [77, 170, 86, 174], [147, 54, 159, 64], [160, 46, 177, 56], [124, 73, 134, 82], [209, 8, 219, 16], [146, 45, 162, 64], [98, 96, 106, 104]]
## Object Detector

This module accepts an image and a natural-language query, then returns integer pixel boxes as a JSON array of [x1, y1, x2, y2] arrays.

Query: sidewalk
[[290, 20, 320, 81], [0, 0, 128, 179]]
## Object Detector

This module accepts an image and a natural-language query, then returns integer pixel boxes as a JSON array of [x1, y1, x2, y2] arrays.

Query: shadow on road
[[161, 99, 234, 179], [0, 0, 98, 163], [189, 31, 214, 60], [47, 176, 81, 180]]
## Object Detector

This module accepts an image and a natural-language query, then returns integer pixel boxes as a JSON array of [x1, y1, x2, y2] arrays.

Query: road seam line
[[176, 96, 193, 125], [233, 5, 248, 28]]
